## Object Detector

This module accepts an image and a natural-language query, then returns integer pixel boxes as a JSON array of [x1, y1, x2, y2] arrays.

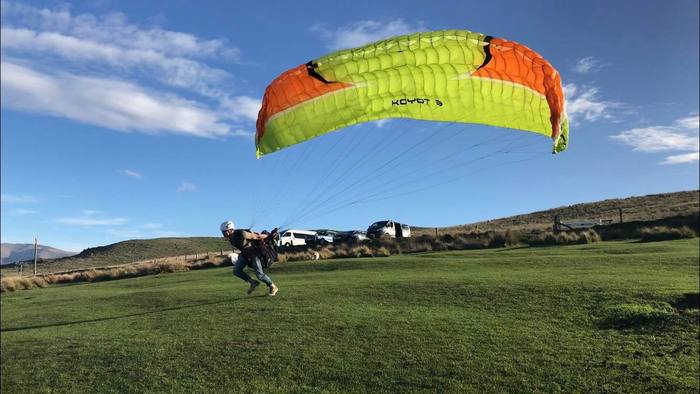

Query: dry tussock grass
[[529, 229, 602, 246], [0, 276, 49, 292], [639, 226, 698, 242], [1, 252, 232, 292]]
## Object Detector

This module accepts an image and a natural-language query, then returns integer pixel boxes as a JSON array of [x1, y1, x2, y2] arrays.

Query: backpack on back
[[230, 228, 279, 269]]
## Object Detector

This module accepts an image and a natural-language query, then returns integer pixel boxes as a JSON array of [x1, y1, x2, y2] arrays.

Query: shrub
[[529, 229, 601, 246], [504, 229, 519, 247], [487, 232, 507, 248], [639, 226, 698, 242], [17, 277, 34, 290], [31, 277, 48, 288], [1, 277, 18, 292]]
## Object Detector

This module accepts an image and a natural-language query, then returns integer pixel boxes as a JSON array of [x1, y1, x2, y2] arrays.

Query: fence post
[[34, 237, 38, 277]]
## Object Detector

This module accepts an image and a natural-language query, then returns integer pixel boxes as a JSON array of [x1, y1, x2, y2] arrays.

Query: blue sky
[[1, 0, 698, 252]]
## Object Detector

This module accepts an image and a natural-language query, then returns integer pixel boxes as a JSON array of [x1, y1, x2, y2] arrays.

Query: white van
[[279, 229, 317, 247]]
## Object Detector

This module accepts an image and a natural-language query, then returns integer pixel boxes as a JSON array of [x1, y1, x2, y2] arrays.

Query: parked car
[[307, 229, 339, 245], [333, 230, 368, 243], [279, 229, 316, 247], [366, 220, 411, 239]]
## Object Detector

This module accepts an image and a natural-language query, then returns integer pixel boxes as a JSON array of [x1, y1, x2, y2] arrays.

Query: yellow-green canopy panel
[[256, 30, 568, 158]]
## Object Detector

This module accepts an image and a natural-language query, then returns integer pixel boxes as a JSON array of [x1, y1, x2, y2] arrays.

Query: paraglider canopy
[[256, 29, 568, 158]]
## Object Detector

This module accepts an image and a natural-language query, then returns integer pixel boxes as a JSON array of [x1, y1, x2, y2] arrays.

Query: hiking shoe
[[268, 284, 279, 297], [247, 280, 260, 295]]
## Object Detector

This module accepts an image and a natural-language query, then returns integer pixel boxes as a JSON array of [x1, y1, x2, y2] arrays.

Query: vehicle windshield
[[369, 221, 388, 229]]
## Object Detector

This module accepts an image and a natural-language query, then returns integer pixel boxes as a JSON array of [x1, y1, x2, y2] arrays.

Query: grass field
[[2, 239, 698, 393]]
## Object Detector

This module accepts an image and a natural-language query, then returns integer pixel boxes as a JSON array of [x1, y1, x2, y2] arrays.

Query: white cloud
[[152, 230, 182, 237], [177, 181, 197, 193], [312, 19, 423, 50], [573, 56, 600, 74], [121, 169, 142, 179], [564, 83, 627, 123], [374, 119, 392, 128], [105, 228, 143, 238], [104, 226, 180, 239], [612, 115, 699, 165], [55, 217, 129, 226], [1, 193, 38, 204], [139, 222, 163, 229], [10, 208, 37, 215], [1, 3, 239, 60], [230, 129, 255, 139], [219, 96, 261, 122], [1, 61, 231, 137], [0, 2, 257, 140], [1, 27, 231, 98], [661, 151, 700, 165]]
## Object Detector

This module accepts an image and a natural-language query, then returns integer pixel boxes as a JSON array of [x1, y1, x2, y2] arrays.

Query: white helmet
[[220, 221, 235, 233]]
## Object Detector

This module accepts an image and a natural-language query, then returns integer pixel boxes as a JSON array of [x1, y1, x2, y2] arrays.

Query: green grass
[[2, 239, 698, 393]]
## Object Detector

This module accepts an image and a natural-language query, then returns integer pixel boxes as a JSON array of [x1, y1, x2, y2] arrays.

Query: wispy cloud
[[219, 96, 262, 122], [374, 119, 392, 128], [82, 209, 103, 216], [1, 193, 39, 204], [152, 230, 182, 237], [10, 208, 37, 215], [564, 83, 628, 123], [0, 1, 258, 139], [139, 222, 163, 229], [177, 181, 197, 193], [230, 129, 255, 139], [611, 115, 699, 165], [105, 227, 180, 239], [121, 169, 142, 179], [312, 19, 424, 50], [2, 61, 231, 137], [55, 216, 129, 226], [573, 56, 602, 74], [661, 151, 700, 165]]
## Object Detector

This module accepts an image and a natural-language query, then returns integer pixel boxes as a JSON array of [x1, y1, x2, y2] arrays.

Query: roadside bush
[[31, 276, 48, 288], [639, 226, 698, 242], [487, 232, 507, 248], [504, 229, 519, 247], [529, 229, 601, 246], [578, 230, 602, 244], [1, 277, 18, 292], [17, 277, 34, 290]]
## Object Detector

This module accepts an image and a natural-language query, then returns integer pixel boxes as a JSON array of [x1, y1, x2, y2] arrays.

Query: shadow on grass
[[671, 292, 700, 311], [1, 295, 266, 333]]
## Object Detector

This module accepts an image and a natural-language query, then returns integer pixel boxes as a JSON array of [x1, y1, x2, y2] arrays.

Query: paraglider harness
[[230, 228, 279, 269]]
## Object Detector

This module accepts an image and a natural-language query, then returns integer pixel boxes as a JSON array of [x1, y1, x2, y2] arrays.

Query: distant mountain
[[1, 243, 77, 265]]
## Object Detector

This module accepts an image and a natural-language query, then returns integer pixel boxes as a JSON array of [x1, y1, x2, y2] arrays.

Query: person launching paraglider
[[220, 221, 279, 296]]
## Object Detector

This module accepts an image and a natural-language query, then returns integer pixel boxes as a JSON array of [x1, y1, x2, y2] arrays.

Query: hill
[[413, 190, 699, 235], [0, 243, 77, 265], [3, 237, 231, 275], [2, 239, 697, 392]]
